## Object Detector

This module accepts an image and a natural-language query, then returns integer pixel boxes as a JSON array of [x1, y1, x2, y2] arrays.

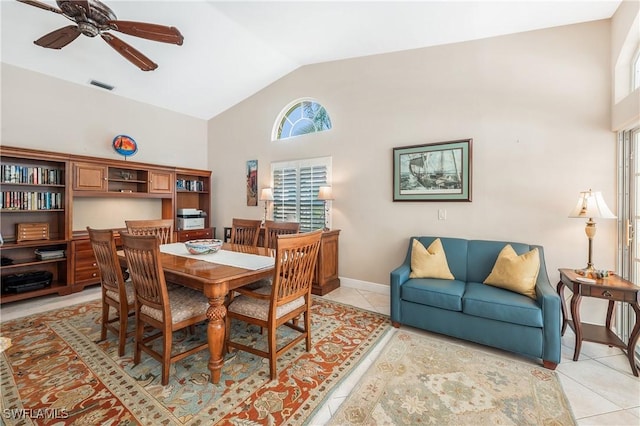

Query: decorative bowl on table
[[184, 239, 223, 255]]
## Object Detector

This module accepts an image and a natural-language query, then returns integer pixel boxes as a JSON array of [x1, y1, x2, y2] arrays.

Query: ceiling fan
[[17, 0, 184, 71]]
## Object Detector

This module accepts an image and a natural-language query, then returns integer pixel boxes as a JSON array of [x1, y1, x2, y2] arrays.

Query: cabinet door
[[149, 170, 174, 193], [73, 162, 107, 191], [312, 230, 340, 296]]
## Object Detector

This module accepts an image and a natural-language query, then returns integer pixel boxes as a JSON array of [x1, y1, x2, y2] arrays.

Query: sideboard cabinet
[[313, 229, 341, 295], [0, 146, 211, 304]]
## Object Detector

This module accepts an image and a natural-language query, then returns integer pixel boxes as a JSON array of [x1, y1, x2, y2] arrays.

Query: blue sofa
[[390, 236, 561, 369]]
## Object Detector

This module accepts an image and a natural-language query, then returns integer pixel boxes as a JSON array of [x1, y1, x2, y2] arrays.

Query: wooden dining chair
[[229, 218, 262, 246], [125, 219, 175, 244], [120, 232, 209, 386], [87, 227, 135, 357], [263, 220, 300, 249], [225, 229, 322, 379]]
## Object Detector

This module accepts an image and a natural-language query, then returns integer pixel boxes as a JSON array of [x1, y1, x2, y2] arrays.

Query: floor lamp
[[568, 189, 616, 274], [259, 187, 273, 225], [317, 185, 333, 231]]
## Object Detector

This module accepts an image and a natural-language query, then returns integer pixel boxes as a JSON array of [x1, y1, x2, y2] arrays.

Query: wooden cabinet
[[0, 146, 211, 305], [73, 162, 107, 191], [73, 163, 175, 196], [72, 239, 100, 287], [176, 227, 215, 242], [0, 147, 71, 303], [149, 169, 174, 194], [312, 229, 340, 296]]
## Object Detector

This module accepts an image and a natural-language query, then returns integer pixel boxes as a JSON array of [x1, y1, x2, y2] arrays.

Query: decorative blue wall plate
[[112, 135, 138, 157]]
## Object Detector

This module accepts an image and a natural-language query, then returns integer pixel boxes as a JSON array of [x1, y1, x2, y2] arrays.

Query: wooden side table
[[557, 268, 640, 376]]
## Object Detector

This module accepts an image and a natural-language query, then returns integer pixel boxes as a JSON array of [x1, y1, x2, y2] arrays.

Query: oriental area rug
[[0, 297, 390, 425], [329, 330, 576, 426]]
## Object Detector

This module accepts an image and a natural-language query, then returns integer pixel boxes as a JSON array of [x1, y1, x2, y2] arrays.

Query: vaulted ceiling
[[1, 1, 622, 120]]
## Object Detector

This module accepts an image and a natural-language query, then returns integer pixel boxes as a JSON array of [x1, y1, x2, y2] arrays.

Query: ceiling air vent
[[89, 80, 115, 91]]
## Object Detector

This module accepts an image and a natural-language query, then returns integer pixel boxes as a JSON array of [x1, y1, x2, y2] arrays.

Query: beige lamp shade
[[568, 189, 616, 273], [259, 187, 274, 201], [317, 186, 334, 201], [568, 190, 616, 219]]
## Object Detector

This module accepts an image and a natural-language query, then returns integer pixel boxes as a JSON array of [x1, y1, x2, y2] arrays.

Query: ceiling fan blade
[[106, 20, 184, 45], [34, 25, 81, 49], [17, 0, 63, 14], [101, 33, 158, 71]]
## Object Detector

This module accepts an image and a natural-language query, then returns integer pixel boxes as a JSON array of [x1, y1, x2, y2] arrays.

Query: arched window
[[273, 99, 332, 140]]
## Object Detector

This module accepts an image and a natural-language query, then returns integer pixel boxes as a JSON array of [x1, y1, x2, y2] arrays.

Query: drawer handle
[[602, 290, 612, 298], [92, 273, 97, 277], [92, 263, 97, 266]]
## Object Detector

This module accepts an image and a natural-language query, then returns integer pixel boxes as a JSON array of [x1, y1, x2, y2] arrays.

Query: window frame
[[272, 98, 332, 141], [270, 156, 332, 232]]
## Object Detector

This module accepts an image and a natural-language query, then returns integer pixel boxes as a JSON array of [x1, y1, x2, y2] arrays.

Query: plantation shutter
[[272, 157, 331, 232]]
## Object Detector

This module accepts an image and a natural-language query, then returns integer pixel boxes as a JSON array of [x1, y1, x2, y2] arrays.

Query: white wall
[[208, 21, 617, 323]]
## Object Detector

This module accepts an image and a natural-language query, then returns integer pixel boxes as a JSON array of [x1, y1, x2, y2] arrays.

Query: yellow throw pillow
[[409, 238, 455, 280], [484, 245, 540, 299]]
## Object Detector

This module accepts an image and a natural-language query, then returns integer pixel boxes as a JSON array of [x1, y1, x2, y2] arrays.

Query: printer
[[177, 208, 205, 230]]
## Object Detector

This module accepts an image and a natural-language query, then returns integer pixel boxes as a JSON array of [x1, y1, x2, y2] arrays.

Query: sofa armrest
[[390, 264, 411, 323], [534, 248, 561, 364]]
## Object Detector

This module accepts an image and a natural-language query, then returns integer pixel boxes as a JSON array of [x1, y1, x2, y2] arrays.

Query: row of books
[[176, 179, 205, 192], [1, 165, 64, 185], [1, 191, 63, 210]]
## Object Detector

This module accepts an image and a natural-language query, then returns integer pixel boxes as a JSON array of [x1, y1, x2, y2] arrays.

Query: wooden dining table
[[118, 242, 274, 384]]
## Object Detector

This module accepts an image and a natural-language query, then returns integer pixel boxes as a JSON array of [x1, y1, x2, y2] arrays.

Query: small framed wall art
[[393, 138, 472, 202], [246, 160, 258, 206]]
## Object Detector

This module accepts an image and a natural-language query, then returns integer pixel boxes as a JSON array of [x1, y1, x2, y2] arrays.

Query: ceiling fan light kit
[[17, 0, 183, 71]]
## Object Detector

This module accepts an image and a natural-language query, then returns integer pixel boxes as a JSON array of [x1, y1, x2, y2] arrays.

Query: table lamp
[[568, 189, 616, 274], [317, 185, 334, 231], [259, 187, 274, 224]]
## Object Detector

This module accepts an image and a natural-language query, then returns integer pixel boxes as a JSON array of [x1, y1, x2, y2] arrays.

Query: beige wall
[[611, 0, 640, 130], [1, 64, 208, 168], [208, 21, 617, 316], [1, 63, 209, 231]]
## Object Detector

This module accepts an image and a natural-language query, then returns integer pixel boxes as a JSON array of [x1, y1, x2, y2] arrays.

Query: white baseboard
[[339, 277, 389, 295]]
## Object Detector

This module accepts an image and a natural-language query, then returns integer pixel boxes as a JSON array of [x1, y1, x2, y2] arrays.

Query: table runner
[[160, 243, 275, 270]]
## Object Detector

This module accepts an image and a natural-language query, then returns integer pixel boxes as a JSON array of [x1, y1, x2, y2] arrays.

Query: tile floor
[[2, 284, 639, 425]]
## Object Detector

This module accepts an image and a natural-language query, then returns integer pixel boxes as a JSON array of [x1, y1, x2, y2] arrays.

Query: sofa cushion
[[463, 282, 543, 327], [484, 245, 539, 299], [409, 238, 454, 280], [402, 278, 466, 311], [467, 240, 534, 283]]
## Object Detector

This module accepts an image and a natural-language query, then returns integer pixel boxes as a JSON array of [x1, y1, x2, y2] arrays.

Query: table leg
[[204, 285, 228, 384], [557, 280, 568, 335], [605, 300, 616, 330], [570, 291, 583, 361], [628, 302, 640, 377]]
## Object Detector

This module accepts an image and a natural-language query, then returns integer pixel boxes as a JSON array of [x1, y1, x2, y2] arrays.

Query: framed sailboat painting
[[393, 139, 472, 201]]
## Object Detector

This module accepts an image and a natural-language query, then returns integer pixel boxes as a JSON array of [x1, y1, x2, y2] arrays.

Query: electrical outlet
[[438, 209, 447, 220]]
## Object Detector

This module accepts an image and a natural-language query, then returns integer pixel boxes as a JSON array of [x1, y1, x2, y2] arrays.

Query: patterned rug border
[[0, 296, 392, 425], [329, 328, 577, 425]]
